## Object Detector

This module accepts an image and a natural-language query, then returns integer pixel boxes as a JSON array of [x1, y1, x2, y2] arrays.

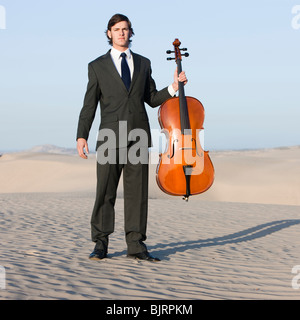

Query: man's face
[[107, 21, 132, 50]]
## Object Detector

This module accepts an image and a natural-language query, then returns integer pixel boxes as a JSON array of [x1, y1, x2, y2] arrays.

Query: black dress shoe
[[89, 249, 107, 260], [127, 251, 160, 262]]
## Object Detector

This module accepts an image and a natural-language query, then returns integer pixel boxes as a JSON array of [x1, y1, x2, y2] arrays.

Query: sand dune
[[1, 146, 299, 205], [0, 146, 300, 300]]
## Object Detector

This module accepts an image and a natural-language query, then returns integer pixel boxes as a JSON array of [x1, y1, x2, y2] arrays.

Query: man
[[77, 14, 187, 261]]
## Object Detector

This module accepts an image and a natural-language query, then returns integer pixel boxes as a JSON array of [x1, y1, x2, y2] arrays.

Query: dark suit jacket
[[77, 50, 172, 149]]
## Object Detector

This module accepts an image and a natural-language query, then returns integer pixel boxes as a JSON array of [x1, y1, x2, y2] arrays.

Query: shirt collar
[[110, 47, 132, 60]]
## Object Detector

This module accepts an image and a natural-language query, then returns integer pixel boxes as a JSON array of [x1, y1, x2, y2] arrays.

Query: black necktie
[[120, 52, 131, 91]]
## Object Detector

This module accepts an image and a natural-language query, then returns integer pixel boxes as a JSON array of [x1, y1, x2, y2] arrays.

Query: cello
[[156, 39, 214, 201]]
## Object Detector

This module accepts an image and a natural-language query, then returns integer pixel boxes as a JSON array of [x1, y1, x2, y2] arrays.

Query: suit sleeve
[[144, 62, 172, 108], [76, 63, 101, 141]]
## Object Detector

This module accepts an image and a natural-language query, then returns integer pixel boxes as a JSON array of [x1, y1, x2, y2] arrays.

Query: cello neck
[[173, 39, 190, 134]]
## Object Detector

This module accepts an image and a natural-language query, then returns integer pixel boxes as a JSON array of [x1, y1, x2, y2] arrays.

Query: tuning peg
[[167, 57, 176, 61], [166, 50, 175, 54], [180, 48, 188, 51], [183, 53, 189, 57]]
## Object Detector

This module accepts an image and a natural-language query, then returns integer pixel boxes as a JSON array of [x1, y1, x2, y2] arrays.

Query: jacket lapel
[[129, 52, 141, 92], [103, 50, 128, 92]]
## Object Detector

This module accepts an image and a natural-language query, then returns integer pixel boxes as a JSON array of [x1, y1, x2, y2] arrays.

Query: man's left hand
[[172, 69, 188, 92]]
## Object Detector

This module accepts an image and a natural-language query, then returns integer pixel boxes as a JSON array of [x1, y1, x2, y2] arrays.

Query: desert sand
[[0, 145, 300, 300]]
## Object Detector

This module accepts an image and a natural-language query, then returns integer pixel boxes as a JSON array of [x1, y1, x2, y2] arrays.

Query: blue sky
[[0, 0, 299, 151]]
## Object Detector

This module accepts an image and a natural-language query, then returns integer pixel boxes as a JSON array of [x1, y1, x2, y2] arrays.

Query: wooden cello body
[[156, 39, 214, 201]]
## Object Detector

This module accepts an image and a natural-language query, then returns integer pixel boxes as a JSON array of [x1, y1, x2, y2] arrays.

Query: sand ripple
[[1, 193, 300, 300]]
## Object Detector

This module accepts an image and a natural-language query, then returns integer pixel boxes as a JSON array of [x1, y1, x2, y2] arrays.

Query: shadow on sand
[[112, 220, 300, 260], [151, 219, 300, 260]]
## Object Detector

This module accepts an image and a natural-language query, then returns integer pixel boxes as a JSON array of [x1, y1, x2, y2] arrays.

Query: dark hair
[[106, 13, 134, 46]]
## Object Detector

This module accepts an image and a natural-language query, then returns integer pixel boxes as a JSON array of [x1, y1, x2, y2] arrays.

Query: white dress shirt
[[110, 47, 176, 97], [110, 47, 134, 79]]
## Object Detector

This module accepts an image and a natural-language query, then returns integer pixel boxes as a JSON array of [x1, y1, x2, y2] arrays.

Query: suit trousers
[[91, 144, 149, 255]]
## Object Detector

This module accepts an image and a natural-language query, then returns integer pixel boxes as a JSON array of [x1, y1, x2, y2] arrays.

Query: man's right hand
[[77, 138, 89, 159]]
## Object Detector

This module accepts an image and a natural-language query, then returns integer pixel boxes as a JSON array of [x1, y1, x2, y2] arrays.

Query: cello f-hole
[[191, 138, 203, 157], [168, 139, 178, 159]]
